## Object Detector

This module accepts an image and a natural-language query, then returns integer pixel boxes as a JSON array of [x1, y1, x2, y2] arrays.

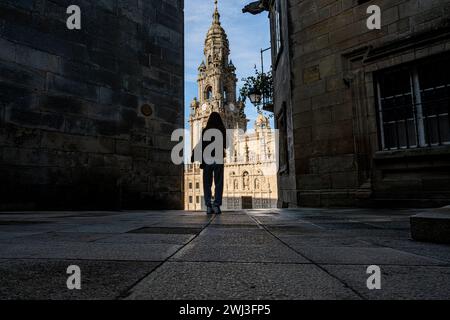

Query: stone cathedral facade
[[184, 1, 278, 211]]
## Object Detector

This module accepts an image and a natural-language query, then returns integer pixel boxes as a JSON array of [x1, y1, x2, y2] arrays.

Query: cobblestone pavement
[[0, 208, 449, 300]]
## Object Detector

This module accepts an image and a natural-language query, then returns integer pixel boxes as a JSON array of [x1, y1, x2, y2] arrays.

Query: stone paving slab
[[0, 242, 181, 262], [0, 231, 46, 240], [200, 227, 266, 237], [125, 262, 360, 300], [390, 246, 450, 263], [292, 246, 445, 265], [362, 237, 450, 253], [278, 235, 375, 248], [312, 222, 381, 230], [95, 233, 195, 245], [321, 264, 450, 300], [152, 219, 213, 225], [1, 232, 112, 243], [211, 216, 256, 225], [171, 242, 309, 263], [0, 212, 84, 219], [196, 232, 276, 246], [150, 223, 211, 229], [0, 208, 449, 300], [0, 223, 64, 233], [331, 229, 412, 239], [266, 224, 325, 235], [128, 226, 203, 235], [0, 259, 159, 300], [364, 221, 411, 230], [59, 224, 143, 234]]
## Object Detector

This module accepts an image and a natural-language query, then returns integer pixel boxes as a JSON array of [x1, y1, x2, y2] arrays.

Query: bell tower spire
[[213, 0, 220, 24], [189, 0, 247, 137]]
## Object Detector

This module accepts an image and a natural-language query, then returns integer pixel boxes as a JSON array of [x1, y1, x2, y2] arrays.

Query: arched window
[[205, 86, 213, 101], [223, 89, 228, 103], [207, 55, 212, 65]]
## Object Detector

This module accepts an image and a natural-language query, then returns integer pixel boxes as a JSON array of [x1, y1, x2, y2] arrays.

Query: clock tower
[[189, 0, 247, 148], [185, 1, 277, 212]]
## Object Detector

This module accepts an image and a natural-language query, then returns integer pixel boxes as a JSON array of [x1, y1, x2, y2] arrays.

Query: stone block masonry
[[0, 0, 184, 210], [286, 0, 450, 207]]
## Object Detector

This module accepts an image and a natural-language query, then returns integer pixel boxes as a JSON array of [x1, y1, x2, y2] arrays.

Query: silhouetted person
[[191, 112, 227, 215]]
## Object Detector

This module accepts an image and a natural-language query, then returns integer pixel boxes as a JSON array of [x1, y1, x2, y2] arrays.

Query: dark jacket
[[191, 127, 227, 169]]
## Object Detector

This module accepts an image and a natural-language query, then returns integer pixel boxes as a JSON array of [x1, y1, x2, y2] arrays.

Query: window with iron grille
[[274, 0, 282, 57], [270, 0, 283, 67], [375, 54, 450, 150]]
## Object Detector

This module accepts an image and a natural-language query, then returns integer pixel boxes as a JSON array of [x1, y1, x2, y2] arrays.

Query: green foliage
[[240, 66, 273, 114]]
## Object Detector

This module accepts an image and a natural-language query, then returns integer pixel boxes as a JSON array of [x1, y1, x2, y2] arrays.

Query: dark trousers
[[203, 163, 224, 207]]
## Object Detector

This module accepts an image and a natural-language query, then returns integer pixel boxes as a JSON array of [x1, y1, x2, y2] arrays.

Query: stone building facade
[[0, 0, 184, 210], [185, 2, 278, 211], [245, 0, 450, 207]]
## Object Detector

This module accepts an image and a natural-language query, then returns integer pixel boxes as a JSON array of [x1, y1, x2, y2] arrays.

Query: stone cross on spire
[[213, 0, 220, 24]]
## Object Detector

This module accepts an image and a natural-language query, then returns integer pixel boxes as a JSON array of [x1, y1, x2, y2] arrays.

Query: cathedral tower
[[190, 0, 247, 147], [185, 1, 278, 211]]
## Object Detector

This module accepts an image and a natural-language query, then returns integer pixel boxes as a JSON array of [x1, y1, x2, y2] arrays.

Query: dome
[[205, 22, 228, 47], [256, 113, 267, 123], [206, 24, 226, 38], [256, 114, 269, 127], [204, 0, 229, 48]]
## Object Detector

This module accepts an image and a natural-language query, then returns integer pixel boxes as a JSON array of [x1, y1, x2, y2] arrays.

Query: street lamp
[[246, 47, 271, 110], [248, 88, 262, 106]]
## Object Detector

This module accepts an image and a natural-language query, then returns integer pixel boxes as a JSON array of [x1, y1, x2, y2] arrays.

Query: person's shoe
[[206, 206, 214, 215], [212, 205, 222, 215]]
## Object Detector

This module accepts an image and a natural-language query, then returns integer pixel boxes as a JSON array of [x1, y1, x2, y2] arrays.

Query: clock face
[[228, 103, 236, 112], [202, 103, 208, 112]]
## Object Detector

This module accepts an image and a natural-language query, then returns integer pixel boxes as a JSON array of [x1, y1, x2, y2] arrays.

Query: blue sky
[[184, 0, 271, 128]]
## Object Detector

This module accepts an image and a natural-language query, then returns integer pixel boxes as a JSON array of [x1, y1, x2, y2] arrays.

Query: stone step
[[411, 206, 450, 244]]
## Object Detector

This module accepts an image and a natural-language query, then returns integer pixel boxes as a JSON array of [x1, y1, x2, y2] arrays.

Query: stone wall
[[269, 0, 297, 208], [287, 0, 450, 206], [0, 0, 184, 210]]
